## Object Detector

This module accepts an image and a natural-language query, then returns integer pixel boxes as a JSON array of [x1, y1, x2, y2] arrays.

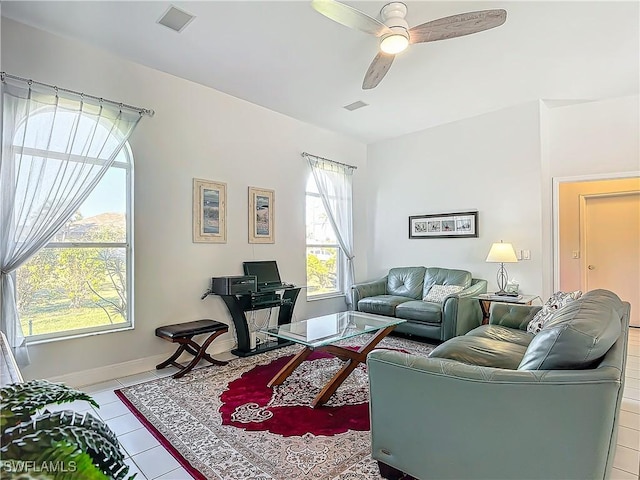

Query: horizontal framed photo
[[193, 178, 227, 243], [248, 186, 275, 244], [409, 211, 478, 239]]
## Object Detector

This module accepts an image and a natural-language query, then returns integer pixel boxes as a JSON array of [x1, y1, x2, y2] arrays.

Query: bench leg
[[157, 329, 229, 379], [176, 329, 228, 377], [181, 342, 226, 366], [156, 342, 188, 370]]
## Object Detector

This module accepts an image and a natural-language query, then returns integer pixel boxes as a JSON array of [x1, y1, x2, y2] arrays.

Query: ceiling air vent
[[157, 5, 195, 33], [343, 101, 369, 111]]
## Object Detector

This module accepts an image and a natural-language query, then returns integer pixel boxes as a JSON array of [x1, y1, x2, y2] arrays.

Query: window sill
[[26, 324, 134, 346], [306, 293, 346, 302]]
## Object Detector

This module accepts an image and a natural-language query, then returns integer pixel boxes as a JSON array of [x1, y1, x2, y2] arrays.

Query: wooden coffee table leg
[[312, 355, 359, 408], [311, 325, 397, 407], [267, 346, 313, 387]]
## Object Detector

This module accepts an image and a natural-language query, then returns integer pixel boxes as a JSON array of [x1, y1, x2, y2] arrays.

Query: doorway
[[582, 192, 640, 326], [557, 176, 640, 327]]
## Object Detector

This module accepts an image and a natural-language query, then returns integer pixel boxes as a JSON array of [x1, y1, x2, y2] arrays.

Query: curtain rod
[[302, 152, 357, 170], [1, 72, 155, 117]]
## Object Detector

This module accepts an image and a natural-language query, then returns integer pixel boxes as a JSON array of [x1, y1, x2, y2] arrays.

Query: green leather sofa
[[351, 267, 487, 341], [367, 289, 630, 480]]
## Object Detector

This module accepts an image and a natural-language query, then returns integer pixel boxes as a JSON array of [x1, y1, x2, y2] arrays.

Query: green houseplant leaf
[[1, 441, 111, 480], [1, 380, 98, 428], [1, 380, 132, 480]]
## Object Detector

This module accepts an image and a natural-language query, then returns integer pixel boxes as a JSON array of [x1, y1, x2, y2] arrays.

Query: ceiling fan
[[311, 0, 507, 89]]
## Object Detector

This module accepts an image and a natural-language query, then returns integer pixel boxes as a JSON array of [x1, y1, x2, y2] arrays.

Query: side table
[[473, 294, 541, 324]]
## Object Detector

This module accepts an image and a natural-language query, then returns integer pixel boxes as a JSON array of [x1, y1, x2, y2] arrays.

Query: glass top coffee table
[[261, 311, 405, 408]]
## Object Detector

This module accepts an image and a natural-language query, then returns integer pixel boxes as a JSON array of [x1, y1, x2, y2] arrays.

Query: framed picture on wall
[[193, 178, 227, 243], [409, 211, 478, 239], [248, 186, 275, 243]]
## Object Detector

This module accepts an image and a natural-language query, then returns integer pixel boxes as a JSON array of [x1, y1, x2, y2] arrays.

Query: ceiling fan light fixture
[[313, 0, 508, 89], [379, 3, 409, 54], [380, 32, 409, 54]]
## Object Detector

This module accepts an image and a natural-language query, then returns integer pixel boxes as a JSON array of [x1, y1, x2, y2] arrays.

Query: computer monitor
[[243, 260, 282, 289]]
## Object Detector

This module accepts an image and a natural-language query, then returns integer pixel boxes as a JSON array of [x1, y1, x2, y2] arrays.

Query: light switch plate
[[523, 250, 531, 260]]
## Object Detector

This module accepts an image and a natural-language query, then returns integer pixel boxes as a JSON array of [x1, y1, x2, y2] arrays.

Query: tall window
[[14, 118, 134, 341], [305, 176, 342, 297]]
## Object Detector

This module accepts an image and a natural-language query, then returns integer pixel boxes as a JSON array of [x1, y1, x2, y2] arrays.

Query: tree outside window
[[15, 129, 133, 340], [306, 176, 342, 297]]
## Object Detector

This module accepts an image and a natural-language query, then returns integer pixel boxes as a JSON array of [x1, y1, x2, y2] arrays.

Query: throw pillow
[[423, 284, 464, 303], [526, 290, 582, 334]]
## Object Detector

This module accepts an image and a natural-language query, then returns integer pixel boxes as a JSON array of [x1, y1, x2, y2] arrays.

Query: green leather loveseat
[[367, 289, 630, 480], [351, 267, 487, 341]]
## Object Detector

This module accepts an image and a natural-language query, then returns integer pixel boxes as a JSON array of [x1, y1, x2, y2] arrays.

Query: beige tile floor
[[614, 326, 640, 480], [72, 328, 640, 480]]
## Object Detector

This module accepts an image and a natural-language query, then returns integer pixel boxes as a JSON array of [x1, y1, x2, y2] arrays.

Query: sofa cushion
[[358, 295, 413, 317], [395, 301, 442, 323], [423, 268, 471, 297], [466, 324, 534, 347], [429, 335, 528, 369], [387, 267, 426, 299], [582, 288, 628, 319], [518, 292, 622, 370], [526, 290, 582, 334], [423, 284, 464, 303]]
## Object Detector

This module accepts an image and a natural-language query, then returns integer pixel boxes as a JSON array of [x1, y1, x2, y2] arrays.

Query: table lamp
[[485, 241, 518, 295]]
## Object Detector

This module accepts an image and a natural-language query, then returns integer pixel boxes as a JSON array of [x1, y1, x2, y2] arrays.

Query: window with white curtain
[[305, 175, 343, 297], [15, 111, 134, 341]]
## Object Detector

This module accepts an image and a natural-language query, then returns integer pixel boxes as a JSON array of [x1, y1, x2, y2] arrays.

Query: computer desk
[[216, 286, 301, 357]]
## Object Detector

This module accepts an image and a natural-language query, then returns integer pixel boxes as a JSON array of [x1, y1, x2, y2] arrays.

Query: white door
[[584, 192, 640, 326]]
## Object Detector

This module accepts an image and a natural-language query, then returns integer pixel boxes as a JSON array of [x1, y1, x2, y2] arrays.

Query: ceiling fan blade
[[409, 9, 507, 44], [311, 0, 392, 37], [362, 52, 395, 90]]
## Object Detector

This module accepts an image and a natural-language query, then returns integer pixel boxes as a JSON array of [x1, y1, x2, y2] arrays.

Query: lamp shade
[[486, 242, 518, 263]]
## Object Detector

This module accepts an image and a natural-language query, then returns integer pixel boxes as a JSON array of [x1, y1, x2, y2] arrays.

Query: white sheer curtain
[[0, 75, 144, 364], [305, 154, 356, 308]]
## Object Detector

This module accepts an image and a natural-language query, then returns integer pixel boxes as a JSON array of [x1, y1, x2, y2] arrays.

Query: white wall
[[543, 95, 640, 295], [365, 95, 639, 301], [547, 95, 639, 178], [366, 103, 544, 295], [1, 18, 368, 383]]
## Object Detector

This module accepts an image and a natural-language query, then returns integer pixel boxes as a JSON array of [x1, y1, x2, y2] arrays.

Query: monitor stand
[[216, 286, 301, 357]]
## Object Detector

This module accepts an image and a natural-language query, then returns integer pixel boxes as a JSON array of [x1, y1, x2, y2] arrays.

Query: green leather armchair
[[367, 290, 630, 480]]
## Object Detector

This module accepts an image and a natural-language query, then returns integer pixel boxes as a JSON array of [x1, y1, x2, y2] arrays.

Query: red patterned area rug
[[115, 334, 435, 480]]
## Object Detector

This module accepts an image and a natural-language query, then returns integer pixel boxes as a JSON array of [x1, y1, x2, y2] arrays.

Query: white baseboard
[[48, 337, 237, 388]]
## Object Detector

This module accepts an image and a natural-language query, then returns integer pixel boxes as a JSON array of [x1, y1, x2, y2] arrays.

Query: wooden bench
[[155, 319, 228, 378]]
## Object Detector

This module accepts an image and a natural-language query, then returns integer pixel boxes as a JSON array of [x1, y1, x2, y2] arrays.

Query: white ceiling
[[2, 1, 639, 143]]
